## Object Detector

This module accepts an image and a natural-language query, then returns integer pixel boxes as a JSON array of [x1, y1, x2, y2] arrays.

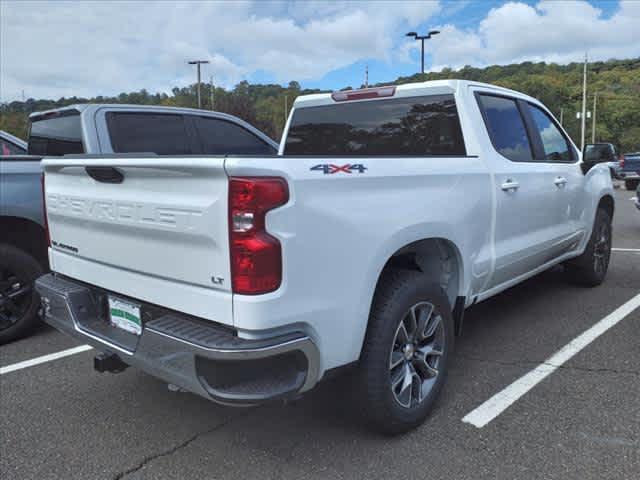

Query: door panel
[[474, 92, 566, 289]]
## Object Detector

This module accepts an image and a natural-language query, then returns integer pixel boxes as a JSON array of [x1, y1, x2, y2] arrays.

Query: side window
[[107, 113, 191, 155], [477, 94, 533, 162], [527, 104, 573, 162], [1, 139, 26, 155], [194, 117, 275, 155]]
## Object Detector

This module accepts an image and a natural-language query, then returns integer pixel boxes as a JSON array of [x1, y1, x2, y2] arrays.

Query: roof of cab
[[28, 104, 278, 149], [293, 79, 530, 109], [28, 103, 239, 119]]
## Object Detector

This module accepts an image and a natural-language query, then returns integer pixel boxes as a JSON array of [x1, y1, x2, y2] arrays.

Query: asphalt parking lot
[[1, 187, 638, 480]]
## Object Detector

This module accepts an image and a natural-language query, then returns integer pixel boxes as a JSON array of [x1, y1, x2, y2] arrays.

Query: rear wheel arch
[[378, 238, 463, 305], [367, 238, 464, 338], [0, 216, 48, 269]]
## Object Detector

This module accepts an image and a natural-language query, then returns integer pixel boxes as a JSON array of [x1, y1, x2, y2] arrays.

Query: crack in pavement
[[113, 411, 253, 480], [456, 354, 640, 378]]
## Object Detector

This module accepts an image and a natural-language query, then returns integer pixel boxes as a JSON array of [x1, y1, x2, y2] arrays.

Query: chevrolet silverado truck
[[0, 105, 276, 344], [36, 80, 614, 433]]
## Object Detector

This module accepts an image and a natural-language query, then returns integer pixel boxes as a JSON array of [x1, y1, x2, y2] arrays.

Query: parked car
[[0, 130, 27, 155], [36, 80, 614, 433], [583, 143, 621, 180], [0, 105, 277, 344], [618, 151, 640, 190], [0, 154, 47, 343]]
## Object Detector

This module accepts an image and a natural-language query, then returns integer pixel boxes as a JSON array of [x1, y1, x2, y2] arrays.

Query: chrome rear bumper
[[35, 273, 320, 405]]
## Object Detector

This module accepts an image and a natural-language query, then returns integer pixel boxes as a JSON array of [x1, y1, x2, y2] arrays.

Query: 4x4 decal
[[310, 164, 368, 174]]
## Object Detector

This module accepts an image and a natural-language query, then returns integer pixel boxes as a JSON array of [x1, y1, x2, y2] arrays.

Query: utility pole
[[284, 95, 288, 127], [591, 92, 597, 143], [405, 30, 440, 75], [188, 60, 210, 109], [580, 53, 588, 152], [210, 76, 214, 111], [365, 64, 369, 88]]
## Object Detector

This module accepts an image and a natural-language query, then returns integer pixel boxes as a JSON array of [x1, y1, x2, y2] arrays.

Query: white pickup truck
[[36, 80, 614, 433]]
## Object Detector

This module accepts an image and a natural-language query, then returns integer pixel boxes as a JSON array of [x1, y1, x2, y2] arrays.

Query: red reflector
[[229, 177, 288, 295], [331, 86, 396, 102], [41, 173, 50, 247]]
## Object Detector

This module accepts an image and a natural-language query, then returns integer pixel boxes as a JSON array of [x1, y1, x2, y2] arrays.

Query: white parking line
[[462, 292, 640, 428], [0, 345, 92, 375], [612, 248, 640, 252]]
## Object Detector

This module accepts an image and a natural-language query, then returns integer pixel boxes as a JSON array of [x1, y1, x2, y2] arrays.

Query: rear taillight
[[41, 173, 50, 247], [229, 177, 289, 295], [619, 155, 625, 168]]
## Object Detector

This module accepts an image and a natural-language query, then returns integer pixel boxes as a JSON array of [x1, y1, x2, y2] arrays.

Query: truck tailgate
[[42, 156, 233, 324]]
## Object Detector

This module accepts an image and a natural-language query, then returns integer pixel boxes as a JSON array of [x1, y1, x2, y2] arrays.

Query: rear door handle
[[501, 179, 520, 192], [554, 176, 568, 188]]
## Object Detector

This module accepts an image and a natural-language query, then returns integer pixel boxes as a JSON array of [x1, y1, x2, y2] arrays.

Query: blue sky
[[294, 0, 624, 90], [1, 1, 638, 100]]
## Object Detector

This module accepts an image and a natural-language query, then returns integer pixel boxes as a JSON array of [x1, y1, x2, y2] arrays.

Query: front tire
[[565, 208, 612, 287], [0, 244, 43, 344], [360, 270, 454, 434]]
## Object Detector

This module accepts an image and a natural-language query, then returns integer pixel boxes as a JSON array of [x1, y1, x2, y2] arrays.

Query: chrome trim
[[35, 274, 320, 402]]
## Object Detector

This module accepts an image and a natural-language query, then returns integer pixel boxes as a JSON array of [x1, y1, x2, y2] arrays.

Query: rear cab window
[[284, 94, 466, 156], [28, 110, 84, 155]]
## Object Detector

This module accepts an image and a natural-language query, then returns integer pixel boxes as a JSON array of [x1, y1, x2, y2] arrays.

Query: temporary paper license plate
[[108, 296, 142, 336]]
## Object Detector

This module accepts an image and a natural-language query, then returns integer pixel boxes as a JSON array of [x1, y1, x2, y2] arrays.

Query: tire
[[359, 270, 454, 435], [565, 208, 612, 287], [0, 244, 43, 344], [625, 179, 639, 191]]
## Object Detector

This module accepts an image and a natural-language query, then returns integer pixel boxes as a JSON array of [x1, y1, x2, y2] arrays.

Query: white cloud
[[426, 0, 640, 70], [0, 0, 441, 100], [1, 0, 638, 101]]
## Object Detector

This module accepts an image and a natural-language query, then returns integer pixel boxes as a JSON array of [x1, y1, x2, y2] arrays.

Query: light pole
[[580, 53, 587, 152], [188, 60, 210, 109], [406, 30, 440, 75]]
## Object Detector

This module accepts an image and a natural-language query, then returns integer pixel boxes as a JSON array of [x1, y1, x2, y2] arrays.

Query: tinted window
[[284, 94, 466, 156], [528, 104, 573, 161], [1, 139, 26, 155], [107, 112, 191, 154], [477, 95, 532, 162], [28, 111, 84, 155], [194, 117, 275, 155]]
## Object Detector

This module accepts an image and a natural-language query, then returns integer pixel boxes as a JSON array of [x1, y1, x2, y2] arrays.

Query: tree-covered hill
[[2, 58, 639, 152]]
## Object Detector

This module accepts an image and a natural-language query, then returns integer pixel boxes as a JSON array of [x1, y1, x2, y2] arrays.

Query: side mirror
[[581, 144, 610, 174]]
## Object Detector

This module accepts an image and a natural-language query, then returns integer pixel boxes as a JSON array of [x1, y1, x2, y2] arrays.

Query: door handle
[[501, 179, 520, 192], [554, 176, 568, 188]]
